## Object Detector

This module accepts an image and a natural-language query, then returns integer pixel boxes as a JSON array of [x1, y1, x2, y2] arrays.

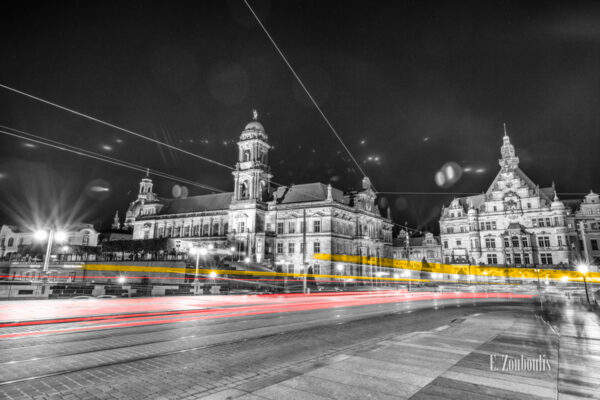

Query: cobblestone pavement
[[0, 294, 547, 399]]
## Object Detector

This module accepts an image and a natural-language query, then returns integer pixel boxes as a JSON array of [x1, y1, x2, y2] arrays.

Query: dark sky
[[1, 0, 599, 233]]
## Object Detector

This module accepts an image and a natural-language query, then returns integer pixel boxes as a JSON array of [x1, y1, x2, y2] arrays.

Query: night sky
[[1, 0, 599, 233]]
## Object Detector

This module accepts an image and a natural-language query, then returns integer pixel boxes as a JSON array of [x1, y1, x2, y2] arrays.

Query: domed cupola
[[240, 110, 267, 141], [551, 191, 565, 210]]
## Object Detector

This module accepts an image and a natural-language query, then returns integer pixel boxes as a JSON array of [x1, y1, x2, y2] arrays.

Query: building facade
[[440, 131, 598, 269], [0, 224, 99, 260], [126, 112, 394, 277], [393, 231, 442, 265]]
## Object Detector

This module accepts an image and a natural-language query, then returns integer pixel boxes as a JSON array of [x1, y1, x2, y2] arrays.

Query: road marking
[[434, 325, 450, 332]]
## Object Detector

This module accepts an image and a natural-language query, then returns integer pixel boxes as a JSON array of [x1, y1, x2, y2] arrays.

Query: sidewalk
[[200, 306, 599, 400]]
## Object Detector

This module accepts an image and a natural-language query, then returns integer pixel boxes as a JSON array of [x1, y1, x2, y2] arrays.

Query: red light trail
[[0, 291, 534, 339]]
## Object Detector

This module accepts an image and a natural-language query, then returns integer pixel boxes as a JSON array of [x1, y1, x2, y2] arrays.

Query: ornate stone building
[[572, 191, 600, 266], [393, 231, 442, 265], [0, 224, 99, 260], [125, 112, 394, 277], [440, 130, 598, 269]]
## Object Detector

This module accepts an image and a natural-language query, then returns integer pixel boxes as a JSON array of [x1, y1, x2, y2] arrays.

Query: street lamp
[[34, 228, 68, 281], [336, 263, 345, 289], [404, 270, 411, 292], [577, 263, 591, 304], [190, 246, 208, 294]]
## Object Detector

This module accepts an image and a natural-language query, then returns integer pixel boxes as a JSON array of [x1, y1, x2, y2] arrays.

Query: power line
[[2, 125, 421, 233], [0, 83, 234, 171], [242, 0, 371, 187], [0, 84, 420, 231], [0, 126, 226, 193]]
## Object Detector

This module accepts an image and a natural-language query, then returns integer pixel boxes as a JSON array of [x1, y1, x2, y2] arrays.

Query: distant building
[[439, 129, 598, 269], [392, 231, 442, 265], [124, 112, 394, 277], [572, 191, 600, 266], [0, 223, 99, 260]]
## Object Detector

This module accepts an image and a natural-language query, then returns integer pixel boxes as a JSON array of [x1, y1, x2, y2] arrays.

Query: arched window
[[240, 182, 248, 200], [243, 150, 251, 162], [260, 180, 268, 201], [7, 237, 14, 247]]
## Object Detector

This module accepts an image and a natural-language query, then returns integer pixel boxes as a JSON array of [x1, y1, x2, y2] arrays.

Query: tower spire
[[499, 123, 519, 171]]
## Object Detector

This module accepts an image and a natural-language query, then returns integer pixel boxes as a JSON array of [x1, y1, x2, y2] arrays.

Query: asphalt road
[[0, 291, 537, 399]]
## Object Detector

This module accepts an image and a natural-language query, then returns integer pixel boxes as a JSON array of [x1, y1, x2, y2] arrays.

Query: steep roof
[[157, 192, 233, 215], [274, 183, 347, 205]]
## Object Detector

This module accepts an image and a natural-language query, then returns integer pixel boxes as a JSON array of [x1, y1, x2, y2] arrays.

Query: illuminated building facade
[[440, 131, 598, 268], [125, 112, 394, 277], [0, 224, 99, 260]]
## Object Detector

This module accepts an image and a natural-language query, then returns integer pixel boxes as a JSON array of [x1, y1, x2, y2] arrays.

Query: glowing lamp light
[[199, 248, 208, 256], [54, 231, 68, 243], [33, 230, 48, 241], [61, 246, 70, 252], [209, 271, 217, 278], [577, 264, 589, 274], [244, 257, 251, 264], [229, 246, 236, 252], [118, 276, 126, 284], [208, 244, 215, 250], [560, 276, 569, 283], [336, 263, 344, 272]]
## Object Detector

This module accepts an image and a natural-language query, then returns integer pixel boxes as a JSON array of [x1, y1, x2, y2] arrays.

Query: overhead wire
[[242, 0, 371, 187], [0, 83, 234, 171], [0, 85, 421, 232], [0, 126, 226, 193]]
